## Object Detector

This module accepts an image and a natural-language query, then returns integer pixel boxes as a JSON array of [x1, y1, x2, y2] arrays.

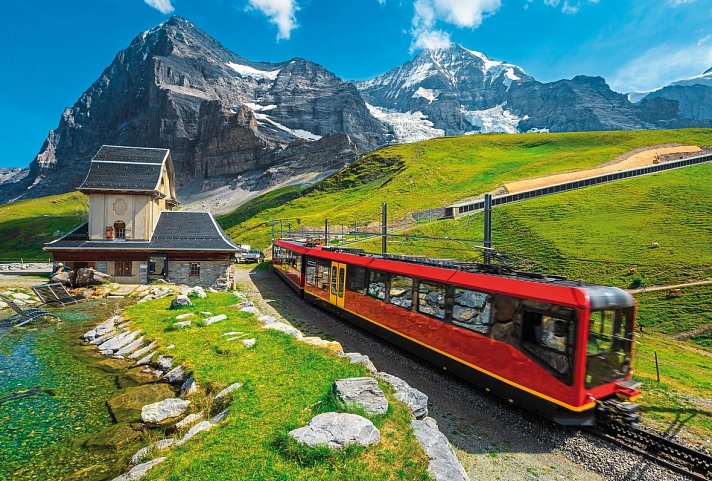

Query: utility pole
[[382, 202, 388, 255], [324, 219, 329, 245], [279, 220, 283, 239], [483, 194, 492, 265], [271, 220, 275, 243]]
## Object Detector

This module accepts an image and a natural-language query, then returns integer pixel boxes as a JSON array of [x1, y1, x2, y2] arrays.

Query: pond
[[0, 300, 133, 480]]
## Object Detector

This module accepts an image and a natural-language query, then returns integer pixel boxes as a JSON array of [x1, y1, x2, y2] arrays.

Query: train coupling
[[596, 398, 640, 426]]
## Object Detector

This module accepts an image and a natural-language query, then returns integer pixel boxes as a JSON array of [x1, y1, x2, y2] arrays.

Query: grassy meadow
[[124, 293, 431, 481], [0, 191, 87, 260]]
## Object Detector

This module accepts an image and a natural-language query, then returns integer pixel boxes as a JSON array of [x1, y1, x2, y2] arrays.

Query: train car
[[272, 239, 640, 425]]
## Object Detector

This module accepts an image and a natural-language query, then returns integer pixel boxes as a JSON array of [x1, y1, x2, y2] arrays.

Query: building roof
[[45, 212, 239, 252], [79, 145, 172, 194]]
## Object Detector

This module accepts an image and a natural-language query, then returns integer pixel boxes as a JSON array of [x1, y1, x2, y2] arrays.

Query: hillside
[[0, 192, 87, 261], [219, 128, 712, 249]]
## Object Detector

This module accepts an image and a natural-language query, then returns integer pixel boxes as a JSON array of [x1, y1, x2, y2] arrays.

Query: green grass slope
[[0, 192, 88, 260], [219, 129, 712, 249]]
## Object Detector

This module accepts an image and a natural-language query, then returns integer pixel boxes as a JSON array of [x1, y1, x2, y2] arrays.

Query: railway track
[[587, 420, 712, 481]]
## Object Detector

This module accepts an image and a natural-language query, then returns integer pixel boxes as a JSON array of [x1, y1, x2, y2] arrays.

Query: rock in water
[[108, 384, 175, 423], [411, 417, 469, 481], [141, 398, 190, 425], [289, 412, 380, 449], [377, 372, 428, 419], [333, 377, 388, 415], [171, 295, 192, 308]]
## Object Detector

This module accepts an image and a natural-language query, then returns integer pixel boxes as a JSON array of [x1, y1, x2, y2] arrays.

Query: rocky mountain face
[[0, 16, 389, 204], [639, 68, 712, 121], [358, 46, 711, 140]]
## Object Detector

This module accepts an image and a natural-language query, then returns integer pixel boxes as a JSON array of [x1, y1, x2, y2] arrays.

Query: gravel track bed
[[235, 267, 690, 481]]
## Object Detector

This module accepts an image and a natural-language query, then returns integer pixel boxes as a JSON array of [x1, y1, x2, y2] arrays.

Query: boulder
[[333, 377, 388, 415], [156, 355, 173, 372], [299, 336, 343, 353], [203, 314, 227, 325], [84, 423, 142, 450], [129, 341, 157, 360], [189, 286, 207, 298], [411, 417, 469, 481], [242, 338, 256, 348], [164, 366, 186, 384], [130, 439, 175, 465], [377, 372, 428, 419], [175, 420, 212, 446], [98, 331, 141, 353], [107, 384, 175, 423], [214, 382, 242, 401], [115, 337, 145, 357], [289, 412, 380, 449], [111, 457, 166, 481], [141, 398, 190, 425], [175, 412, 204, 431], [170, 295, 192, 308], [342, 352, 377, 374]]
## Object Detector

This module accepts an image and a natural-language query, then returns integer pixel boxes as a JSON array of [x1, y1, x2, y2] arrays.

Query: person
[[50, 262, 68, 278]]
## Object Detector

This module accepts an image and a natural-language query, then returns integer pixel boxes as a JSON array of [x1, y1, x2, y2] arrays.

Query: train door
[[328, 262, 347, 308]]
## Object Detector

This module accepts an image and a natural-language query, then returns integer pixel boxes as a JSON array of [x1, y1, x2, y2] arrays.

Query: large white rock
[[240, 306, 261, 315], [164, 366, 186, 384], [411, 417, 469, 481], [112, 457, 166, 481], [258, 315, 303, 339], [175, 420, 212, 446], [99, 331, 141, 353], [141, 398, 190, 424], [333, 377, 388, 415], [129, 341, 157, 360], [203, 314, 227, 325], [115, 337, 145, 357], [289, 412, 380, 449], [170, 295, 192, 308], [377, 372, 428, 419]]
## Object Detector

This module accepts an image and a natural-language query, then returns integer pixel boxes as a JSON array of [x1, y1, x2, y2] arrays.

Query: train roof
[[274, 239, 635, 310]]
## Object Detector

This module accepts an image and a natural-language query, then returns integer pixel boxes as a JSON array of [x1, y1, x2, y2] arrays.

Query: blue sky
[[0, 0, 710, 168]]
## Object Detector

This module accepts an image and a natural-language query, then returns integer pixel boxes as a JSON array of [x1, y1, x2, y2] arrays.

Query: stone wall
[[167, 261, 230, 288]]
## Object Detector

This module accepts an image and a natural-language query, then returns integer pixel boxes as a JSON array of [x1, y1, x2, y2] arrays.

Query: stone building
[[45, 145, 238, 287]]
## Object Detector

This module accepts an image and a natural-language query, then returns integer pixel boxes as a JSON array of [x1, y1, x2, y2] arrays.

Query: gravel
[[235, 267, 692, 481]]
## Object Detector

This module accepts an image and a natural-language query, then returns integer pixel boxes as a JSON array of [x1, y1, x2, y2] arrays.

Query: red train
[[272, 239, 641, 425]]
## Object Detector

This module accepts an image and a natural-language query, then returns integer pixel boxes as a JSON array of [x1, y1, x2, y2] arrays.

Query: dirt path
[[504, 145, 702, 193], [233, 265, 688, 481], [628, 279, 712, 294]]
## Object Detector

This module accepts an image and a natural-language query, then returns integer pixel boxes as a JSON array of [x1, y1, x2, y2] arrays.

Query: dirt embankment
[[503, 144, 703, 194]]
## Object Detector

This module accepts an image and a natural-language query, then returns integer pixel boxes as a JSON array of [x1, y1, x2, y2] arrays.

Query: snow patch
[[462, 105, 522, 134], [253, 112, 321, 141], [412, 87, 438, 103], [245, 102, 277, 111], [402, 62, 435, 89], [226, 62, 280, 81], [366, 103, 444, 143]]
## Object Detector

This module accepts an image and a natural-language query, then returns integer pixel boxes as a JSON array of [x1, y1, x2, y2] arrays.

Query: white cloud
[[610, 35, 712, 92], [668, 0, 696, 5], [144, 0, 174, 14], [542, 0, 599, 14], [410, 0, 501, 52], [246, 0, 298, 40]]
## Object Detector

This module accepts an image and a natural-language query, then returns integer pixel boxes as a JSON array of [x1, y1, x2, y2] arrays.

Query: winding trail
[[628, 280, 712, 295], [234, 265, 691, 481]]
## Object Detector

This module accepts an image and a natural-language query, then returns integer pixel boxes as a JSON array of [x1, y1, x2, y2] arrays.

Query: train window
[[346, 265, 367, 294], [490, 296, 521, 345], [368, 270, 388, 300], [315, 259, 331, 290], [295, 254, 302, 273], [389, 276, 413, 309], [585, 309, 633, 388], [305, 258, 317, 286], [521, 302, 575, 382], [331, 265, 338, 294], [452, 288, 492, 333], [417, 282, 445, 320]]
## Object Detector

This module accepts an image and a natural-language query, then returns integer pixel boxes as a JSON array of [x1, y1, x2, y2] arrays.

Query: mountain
[[0, 16, 389, 205], [358, 46, 711, 140], [638, 68, 712, 121]]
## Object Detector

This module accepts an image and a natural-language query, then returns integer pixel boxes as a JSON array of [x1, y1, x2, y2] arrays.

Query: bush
[[629, 274, 646, 289]]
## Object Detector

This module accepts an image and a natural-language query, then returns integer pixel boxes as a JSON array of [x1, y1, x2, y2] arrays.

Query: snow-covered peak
[[226, 62, 280, 81], [669, 69, 712, 88]]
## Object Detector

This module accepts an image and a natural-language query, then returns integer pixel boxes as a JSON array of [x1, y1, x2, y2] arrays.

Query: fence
[[444, 152, 712, 218]]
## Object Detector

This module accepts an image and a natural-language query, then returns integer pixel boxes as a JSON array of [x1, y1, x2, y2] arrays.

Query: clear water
[[0, 301, 130, 480]]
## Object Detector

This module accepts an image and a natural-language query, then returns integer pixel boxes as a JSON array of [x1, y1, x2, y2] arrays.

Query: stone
[[129, 341, 157, 360], [0, 301, 8, 309], [175, 412, 204, 430], [333, 377, 388, 415], [239, 306, 261, 315], [12, 292, 32, 301], [242, 338, 256, 348], [85, 423, 142, 450], [135, 351, 156, 366], [83, 316, 119, 341], [189, 286, 207, 298], [299, 336, 343, 353], [130, 439, 175, 465], [342, 352, 378, 374], [203, 314, 227, 325], [111, 457, 166, 481], [108, 384, 176, 423], [156, 355, 173, 372], [115, 337, 145, 357], [259, 316, 303, 339], [90, 329, 119, 346], [289, 412, 380, 449], [214, 382, 242, 401], [141, 398, 190, 425], [210, 408, 229, 424], [200, 311, 213, 317], [411, 417, 468, 481], [99, 331, 141, 353], [180, 375, 198, 397], [221, 331, 243, 336], [173, 320, 192, 328], [170, 295, 192, 308], [175, 313, 194, 320], [377, 372, 429, 419], [164, 366, 186, 384], [175, 421, 212, 446]]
